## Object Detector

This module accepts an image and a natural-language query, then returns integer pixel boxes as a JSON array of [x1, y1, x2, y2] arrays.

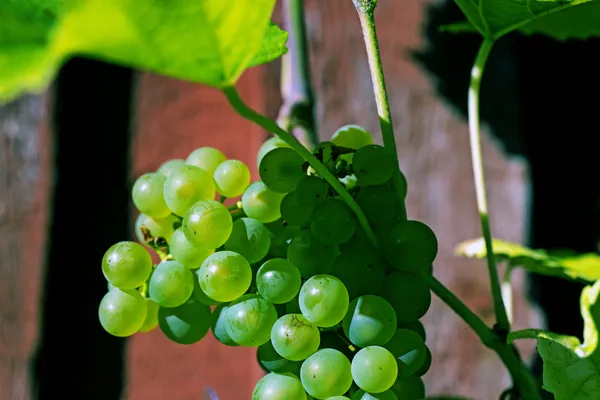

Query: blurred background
[[2, 0, 599, 399]]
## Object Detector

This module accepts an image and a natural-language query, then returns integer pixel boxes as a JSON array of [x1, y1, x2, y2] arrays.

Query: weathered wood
[[0, 95, 46, 400]]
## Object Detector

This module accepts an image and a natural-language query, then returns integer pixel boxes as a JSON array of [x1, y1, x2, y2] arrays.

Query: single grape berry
[[382, 220, 438, 274], [99, 288, 148, 337], [256, 258, 302, 304], [252, 372, 306, 400], [380, 271, 431, 323], [343, 295, 397, 347], [224, 217, 271, 264], [183, 200, 232, 249], [148, 260, 194, 308], [139, 299, 159, 333], [295, 175, 328, 207], [170, 228, 214, 269], [164, 165, 216, 216], [132, 172, 171, 218], [299, 274, 349, 328], [157, 159, 186, 177], [214, 159, 251, 198], [257, 340, 302, 374], [287, 230, 339, 279], [242, 181, 286, 223], [211, 303, 238, 346], [310, 198, 356, 245], [134, 213, 178, 245], [102, 241, 152, 290], [351, 346, 398, 393], [300, 349, 353, 399], [280, 190, 314, 226], [186, 147, 226, 175], [158, 299, 212, 345], [354, 185, 400, 230], [384, 329, 427, 377], [225, 294, 278, 347], [352, 144, 394, 185], [197, 251, 252, 302], [259, 147, 306, 193], [331, 124, 374, 163], [390, 376, 425, 400], [257, 136, 292, 167], [270, 313, 320, 361]]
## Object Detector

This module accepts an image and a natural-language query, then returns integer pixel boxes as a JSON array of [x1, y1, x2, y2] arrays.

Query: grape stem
[[468, 39, 511, 334], [222, 86, 379, 249], [353, 3, 407, 220], [279, 0, 318, 150]]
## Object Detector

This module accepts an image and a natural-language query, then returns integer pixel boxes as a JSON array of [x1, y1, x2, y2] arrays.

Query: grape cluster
[[98, 124, 437, 400]]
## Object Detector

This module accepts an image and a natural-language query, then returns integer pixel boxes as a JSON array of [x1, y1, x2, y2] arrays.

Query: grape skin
[[379, 272, 431, 323], [183, 200, 232, 249], [287, 230, 339, 279], [242, 181, 286, 223], [225, 294, 278, 347], [158, 299, 212, 345], [352, 145, 394, 186], [157, 159, 186, 177], [186, 147, 226, 175], [351, 346, 398, 393], [310, 198, 356, 246], [300, 348, 353, 399], [257, 340, 302, 374], [383, 329, 427, 377], [299, 274, 349, 328], [257, 136, 292, 167], [259, 147, 306, 193], [170, 228, 214, 269], [135, 213, 178, 244], [211, 303, 238, 346], [214, 159, 251, 197], [271, 313, 320, 361], [351, 390, 397, 400], [343, 295, 397, 348], [225, 217, 271, 264], [164, 165, 216, 216], [148, 260, 194, 308], [99, 288, 148, 337], [256, 258, 302, 304], [252, 372, 306, 400], [132, 172, 171, 218], [197, 251, 252, 302], [102, 241, 152, 290], [139, 298, 159, 333]]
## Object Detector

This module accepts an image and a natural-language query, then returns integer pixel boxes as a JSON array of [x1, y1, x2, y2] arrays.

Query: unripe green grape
[[331, 249, 385, 300], [102, 241, 152, 290], [352, 346, 398, 393], [331, 124, 374, 162], [211, 303, 238, 346], [271, 313, 320, 361], [193, 276, 221, 306], [351, 390, 397, 400], [170, 228, 214, 269], [319, 331, 355, 361], [225, 294, 278, 346], [300, 349, 353, 399], [285, 293, 302, 315], [389, 376, 425, 400], [99, 288, 147, 337], [139, 299, 159, 332], [352, 145, 394, 185], [384, 329, 427, 378], [380, 272, 431, 323], [354, 185, 400, 230], [214, 159, 251, 197], [257, 136, 293, 168], [342, 295, 397, 347], [164, 165, 216, 216], [157, 159, 186, 177], [296, 175, 328, 207], [256, 258, 302, 304], [259, 148, 306, 193], [149, 260, 194, 308], [310, 198, 356, 245], [242, 181, 286, 223], [257, 340, 302, 374], [158, 299, 211, 344], [186, 146, 226, 175], [224, 217, 271, 264], [287, 230, 339, 279], [132, 173, 171, 218], [397, 320, 426, 341], [135, 213, 178, 244], [382, 220, 437, 274], [183, 200, 232, 248], [414, 346, 431, 377], [280, 191, 314, 226], [252, 372, 306, 400], [299, 275, 349, 328], [197, 251, 252, 302]]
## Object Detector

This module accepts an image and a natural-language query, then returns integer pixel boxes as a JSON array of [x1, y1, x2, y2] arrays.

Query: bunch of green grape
[[98, 124, 437, 400]]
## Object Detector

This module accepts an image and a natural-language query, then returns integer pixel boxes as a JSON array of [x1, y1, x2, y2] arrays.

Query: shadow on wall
[[413, 0, 600, 377]]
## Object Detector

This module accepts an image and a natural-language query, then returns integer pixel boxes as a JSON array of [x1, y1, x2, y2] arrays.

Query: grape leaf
[[249, 22, 289, 68], [452, 0, 600, 40], [455, 238, 600, 282], [508, 281, 600, 399]]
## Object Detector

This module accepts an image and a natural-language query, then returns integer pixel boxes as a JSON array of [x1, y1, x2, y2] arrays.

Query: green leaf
[[455, 237, 600, 282], [453, 0, 600, 40], [248, 22, 288, 68]]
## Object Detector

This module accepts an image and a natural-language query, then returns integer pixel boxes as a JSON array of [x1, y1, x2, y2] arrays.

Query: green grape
[[164, 165, 216, 216], [211, 303, 238, 346], [287, 230, 339, 279], [389, 377, 425, 400], [99, 288, 148, 337], [351, 390, 397, 400], [397, 170, 408, 199], [102, 241, 152, 290], [183, 200, 232, 248], [225, 294, 278, 346], [256, 258, 302, 304], [380, 272, 431, 323], [296, 175, 328, 207], [225, 217, 271, 264], [139, 298, 159, 332], [342, 295, 397, 347], [257, 340, 302, 374], [271, 313, 320, 361], [327, 397, 350, 400], [384, 329, 426, 378], [414, 346, 431, 377], [107, 281, 115, 291], [352, 346, 398, 393], [132, 173, 171, 218], [354, 185, 400, 231], [299, 275, 349, 328], [265, 220, 300, 259], [135, 213, 178, 244], [257, 136, 293, 167], [197, 251, 252, 302], [149, 260, 194, 308], [170, 228, 214, 269], [193, 276, 221, 306], [285, 293, 302, 315], [252, 372, 306, 400], [318, 331, 355, 361], [331, 124, 374, 162], [157, 159, 186, 177], [186, 146, 226, 175], [214, 159, 251, 197], [280, 191, 314, 226], [242, 181, 286, 223], [310, 198, 356, 245], [331, 249, 385, 300], [259, 147, 306, 193], [382, 220, 437, 274], [352, 145, 394, 186], [300, 349, 353, 399], [158, 299, 212, 344], [397, 320, 426, 341]]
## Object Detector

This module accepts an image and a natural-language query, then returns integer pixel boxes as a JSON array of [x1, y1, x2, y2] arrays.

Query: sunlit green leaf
[[249, 22, 288, 68]]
